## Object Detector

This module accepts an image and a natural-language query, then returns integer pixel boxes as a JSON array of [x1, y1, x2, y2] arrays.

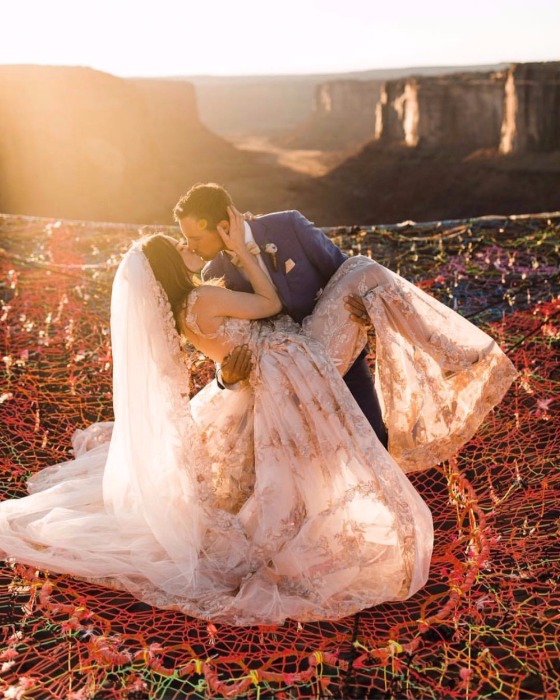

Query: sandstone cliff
[[189, 64, 507, 143], [373, 62, 560, 155], [374, 71, 506, 151], [278, 80, 382, 151], [500, 62, 560, 154]]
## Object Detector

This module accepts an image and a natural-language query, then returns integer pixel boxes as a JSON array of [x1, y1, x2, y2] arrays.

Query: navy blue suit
[[203, 210, 388, 447]]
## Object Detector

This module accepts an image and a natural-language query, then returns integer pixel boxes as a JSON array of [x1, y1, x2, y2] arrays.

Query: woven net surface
[[0, 211, 558, 699]]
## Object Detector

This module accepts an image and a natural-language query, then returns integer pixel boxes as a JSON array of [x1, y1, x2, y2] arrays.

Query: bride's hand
[[217, 206, 246, 254]]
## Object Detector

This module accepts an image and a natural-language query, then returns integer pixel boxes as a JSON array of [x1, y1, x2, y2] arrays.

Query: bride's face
[[176, 242, 205, 274], [179, 216, 225, 261]]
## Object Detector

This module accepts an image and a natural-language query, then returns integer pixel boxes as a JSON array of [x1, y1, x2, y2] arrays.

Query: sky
[[1, 0, 559, 78]]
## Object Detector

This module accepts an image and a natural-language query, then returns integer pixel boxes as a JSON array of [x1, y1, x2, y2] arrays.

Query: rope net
[[0, 211, 558, 699]]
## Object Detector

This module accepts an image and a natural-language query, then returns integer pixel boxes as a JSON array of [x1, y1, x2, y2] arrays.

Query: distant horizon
[[2, 58, 549, 83], [160, 60, 523, 81]]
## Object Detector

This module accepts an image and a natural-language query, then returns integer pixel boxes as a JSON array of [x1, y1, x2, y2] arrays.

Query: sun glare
[[1, 0, 559, 77]]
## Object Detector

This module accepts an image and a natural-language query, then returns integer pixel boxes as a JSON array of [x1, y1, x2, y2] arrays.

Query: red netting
[[0, 212, 558, 699]]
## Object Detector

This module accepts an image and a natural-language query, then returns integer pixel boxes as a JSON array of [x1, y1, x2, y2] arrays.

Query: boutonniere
[[263, 242, 278, 271]]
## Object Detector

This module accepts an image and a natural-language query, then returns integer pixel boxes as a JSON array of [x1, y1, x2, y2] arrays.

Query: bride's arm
[[195, 284, 281, 321], [199, 207, 282, 321]]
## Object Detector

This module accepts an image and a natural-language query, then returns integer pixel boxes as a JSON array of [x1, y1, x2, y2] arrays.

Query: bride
[[0, 209, 516, 625]]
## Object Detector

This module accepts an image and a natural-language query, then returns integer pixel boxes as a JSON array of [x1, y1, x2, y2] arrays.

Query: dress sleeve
[[304, 256, 518, 472]]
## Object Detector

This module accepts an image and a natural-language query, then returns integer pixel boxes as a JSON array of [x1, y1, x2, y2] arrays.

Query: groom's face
[[179, 216, 225, 261]]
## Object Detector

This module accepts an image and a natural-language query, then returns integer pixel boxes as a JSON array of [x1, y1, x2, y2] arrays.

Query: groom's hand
[[221, 344, 253, 385], [344, 294, 371, 327]]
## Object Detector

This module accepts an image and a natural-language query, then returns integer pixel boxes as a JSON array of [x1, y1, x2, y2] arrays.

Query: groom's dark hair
[[173, 183, 233, 229]]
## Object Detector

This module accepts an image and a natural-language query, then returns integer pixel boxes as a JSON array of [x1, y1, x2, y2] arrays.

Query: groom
[[173, 182, 388, 448]]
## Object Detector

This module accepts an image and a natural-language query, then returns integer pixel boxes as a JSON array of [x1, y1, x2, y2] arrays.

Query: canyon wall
[[276, 79, 381, 150], [375, 71, 506, 150], [190, 64, 507, 142], [281, 62, 560, 155], [373, 62, 560, 154], [500, 62, 560, 154]]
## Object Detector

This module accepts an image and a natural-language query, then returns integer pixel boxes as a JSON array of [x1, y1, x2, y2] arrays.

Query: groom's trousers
[[344, 349, 389, 449]]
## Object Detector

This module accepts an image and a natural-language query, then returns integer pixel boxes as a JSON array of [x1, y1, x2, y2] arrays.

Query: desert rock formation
[[373, 62, 560, 155], [374, 72, 506, 151], [279, 80, 381, 151], [500, 62, 560, 154]]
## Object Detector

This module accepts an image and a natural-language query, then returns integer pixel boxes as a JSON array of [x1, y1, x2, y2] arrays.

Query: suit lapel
[[250, 220, 292, 309]]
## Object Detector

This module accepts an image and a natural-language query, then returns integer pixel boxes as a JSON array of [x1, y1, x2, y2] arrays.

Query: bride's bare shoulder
[[180, 285, 226, 337], [191, 284, 227, 306], [188, 285, 231, 322]]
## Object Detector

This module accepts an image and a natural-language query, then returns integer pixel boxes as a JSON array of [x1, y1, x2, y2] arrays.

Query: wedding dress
[[0, 251, 516, 625]]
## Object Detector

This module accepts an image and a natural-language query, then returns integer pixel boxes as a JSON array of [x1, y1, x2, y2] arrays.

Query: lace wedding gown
[[0, 255, 516, 625]]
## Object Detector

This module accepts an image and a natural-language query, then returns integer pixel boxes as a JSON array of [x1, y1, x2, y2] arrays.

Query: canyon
[[0, 61, 558, 227]]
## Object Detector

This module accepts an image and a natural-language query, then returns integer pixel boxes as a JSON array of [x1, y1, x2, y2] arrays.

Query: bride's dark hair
[[141, 234, 199, 332]]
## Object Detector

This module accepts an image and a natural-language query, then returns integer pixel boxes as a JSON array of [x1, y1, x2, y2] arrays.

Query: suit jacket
[[202, 210, 346, 324]]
